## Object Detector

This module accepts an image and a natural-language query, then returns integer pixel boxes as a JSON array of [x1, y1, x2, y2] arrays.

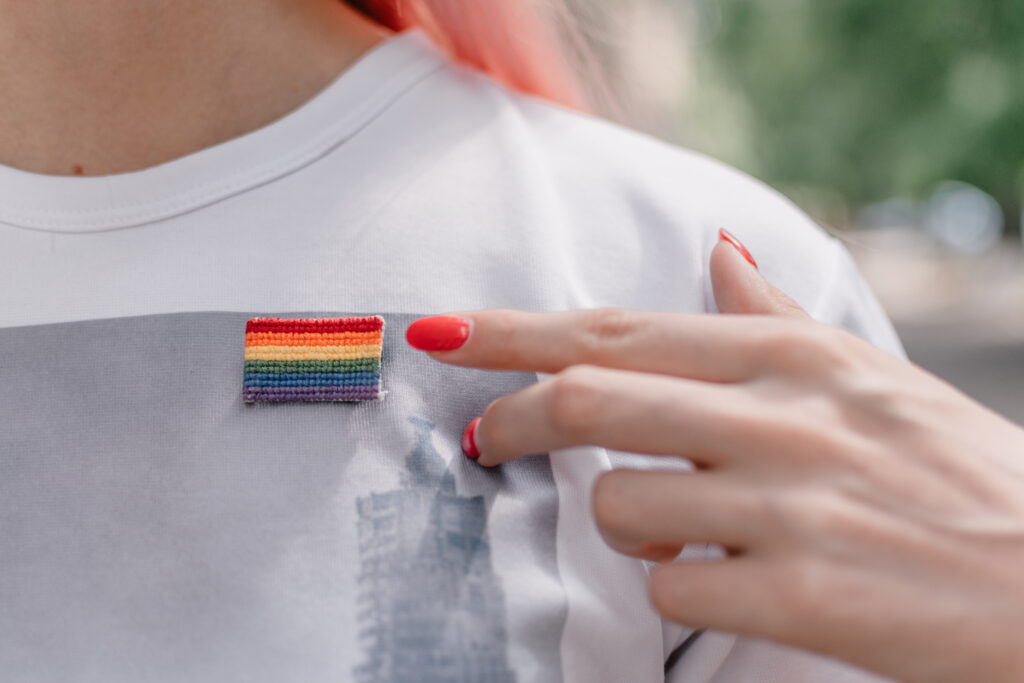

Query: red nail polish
[[462, 417, 482, 460], [719, 228, 758, 269], [406, 315, 470, 351]]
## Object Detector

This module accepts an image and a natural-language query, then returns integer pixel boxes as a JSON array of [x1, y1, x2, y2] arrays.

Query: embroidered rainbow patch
[[243, 316, 384, 403]]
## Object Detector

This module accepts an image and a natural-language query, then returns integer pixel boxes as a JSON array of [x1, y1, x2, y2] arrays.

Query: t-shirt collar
[[0, 29, 443, 233]]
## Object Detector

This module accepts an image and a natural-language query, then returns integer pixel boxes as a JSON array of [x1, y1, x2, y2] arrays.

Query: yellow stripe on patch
[[243, 344, 383, 361]]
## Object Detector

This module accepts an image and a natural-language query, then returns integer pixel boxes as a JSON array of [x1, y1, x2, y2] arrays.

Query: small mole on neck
[[72, 164, 84, 176]]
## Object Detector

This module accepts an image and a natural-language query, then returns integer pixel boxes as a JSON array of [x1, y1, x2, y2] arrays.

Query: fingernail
[[406, 315, 471, 351], [719, 228, 758, 269], [462, 417, 482, 460]]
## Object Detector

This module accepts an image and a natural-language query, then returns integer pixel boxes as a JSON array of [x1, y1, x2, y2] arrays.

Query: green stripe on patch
[[244, 358, 381, 374]]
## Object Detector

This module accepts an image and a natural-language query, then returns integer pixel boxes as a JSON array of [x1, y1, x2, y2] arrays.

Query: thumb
[[711, 229, 809, 318]]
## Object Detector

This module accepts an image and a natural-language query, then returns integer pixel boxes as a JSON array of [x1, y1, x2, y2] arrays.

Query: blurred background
[[578, 0, 1024, 423]]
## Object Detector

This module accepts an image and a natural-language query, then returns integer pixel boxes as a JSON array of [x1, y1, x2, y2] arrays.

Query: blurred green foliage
[[690, 0, 1024, 231]]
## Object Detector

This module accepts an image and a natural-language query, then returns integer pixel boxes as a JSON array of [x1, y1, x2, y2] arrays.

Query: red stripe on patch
[[245, 316, 384, 334]]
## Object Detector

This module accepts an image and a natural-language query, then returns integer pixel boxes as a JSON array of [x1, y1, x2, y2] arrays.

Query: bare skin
[[0, 0, 388, 176], [415, 237, 1024, 683]]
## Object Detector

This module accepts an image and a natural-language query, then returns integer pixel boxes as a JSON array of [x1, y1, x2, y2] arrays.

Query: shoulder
[[397, 62, 896, 349], [425, 65, 842, 312], [384, 33, 828, 272]]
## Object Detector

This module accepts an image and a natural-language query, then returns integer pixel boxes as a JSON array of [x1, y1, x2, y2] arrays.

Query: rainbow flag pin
[[243, 316, 384, 403]]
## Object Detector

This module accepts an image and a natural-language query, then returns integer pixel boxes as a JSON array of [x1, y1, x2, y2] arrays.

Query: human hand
[[406, 230, 1024, 683]]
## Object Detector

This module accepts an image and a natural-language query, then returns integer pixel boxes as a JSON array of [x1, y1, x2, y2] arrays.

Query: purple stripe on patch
[[243, 385, 382, 403]]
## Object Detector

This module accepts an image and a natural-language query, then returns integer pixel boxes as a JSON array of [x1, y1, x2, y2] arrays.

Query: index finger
[[405, 309, 812, 382]]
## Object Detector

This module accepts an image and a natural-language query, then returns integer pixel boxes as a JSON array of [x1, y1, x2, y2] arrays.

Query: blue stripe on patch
[[243, 371, 381, 387]]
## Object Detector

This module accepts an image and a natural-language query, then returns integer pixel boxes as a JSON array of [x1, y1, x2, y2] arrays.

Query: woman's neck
[[0, 0, 389, 176]]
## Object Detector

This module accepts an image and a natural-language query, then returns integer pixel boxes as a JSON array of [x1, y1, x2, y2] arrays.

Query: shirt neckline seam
[[0, 32, 444, 234]]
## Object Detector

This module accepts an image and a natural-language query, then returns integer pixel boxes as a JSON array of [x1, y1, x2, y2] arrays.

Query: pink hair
[[350, 0, 587, 110]]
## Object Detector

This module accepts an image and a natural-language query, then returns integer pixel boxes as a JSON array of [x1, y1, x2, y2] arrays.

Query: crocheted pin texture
[[243, 316, 384, 403]]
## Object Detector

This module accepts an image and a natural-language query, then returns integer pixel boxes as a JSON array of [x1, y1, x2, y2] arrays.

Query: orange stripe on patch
[[245, 331, 383, 347]]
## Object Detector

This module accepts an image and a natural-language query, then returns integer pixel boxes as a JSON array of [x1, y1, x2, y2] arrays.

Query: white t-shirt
[[0, 30, 899, 683]]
